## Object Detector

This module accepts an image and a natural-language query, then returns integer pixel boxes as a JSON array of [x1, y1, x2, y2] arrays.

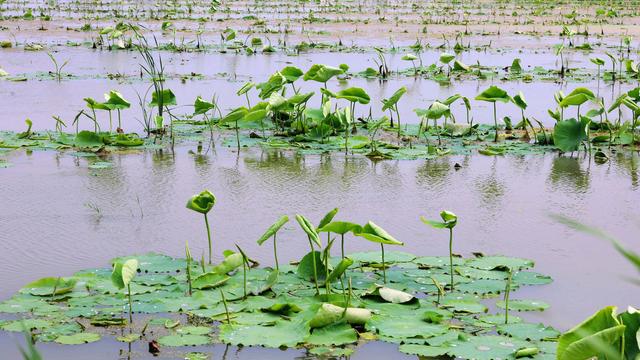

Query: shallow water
[[1, 67, 636, 134], [1, 146, 638, 329]]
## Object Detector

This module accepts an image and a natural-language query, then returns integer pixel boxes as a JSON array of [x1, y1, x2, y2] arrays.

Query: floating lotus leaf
[[448, 335, 531, 360], [1, 319, 51, 332], [497, 322, 560, 341], [309, 346, 354, 357], [398, 344, 448, 357], [512, 271, 553, 286], [479, 314, 522, 325], [158, 334, 211, 346], [456, 279, 509, 295], [116, 333, 140, 343], [112, 253, 186, 274], [191, 273, 230, 290], [414, 256, 465, 268], [467, 256, 534, 271], [366, 315, 448, 338], [307, 322, 358, 346], [496, 299, 550, 312], [218, 320, 309, 348], [20, 277, 77, 296], [55, 332, 101, 345], [176, 326, 211, 335]]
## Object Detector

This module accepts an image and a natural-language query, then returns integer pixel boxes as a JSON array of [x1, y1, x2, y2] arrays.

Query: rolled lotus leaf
[[186, 190, 216, 214], [309, 303, 372, 328]]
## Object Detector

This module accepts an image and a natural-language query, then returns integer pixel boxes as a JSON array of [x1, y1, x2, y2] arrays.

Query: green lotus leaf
[[309, 303, 372, 328], [439, 53, 455, 64], [150, 89, 177, 107], [116, 333, 140, 343], [456, 279, 509, 295], [280, 66, 303, 83], [191, 272, 230, 290], [496, 299, 550, 312], [288, 91, 314, 105], [158, 334, 211, 347], [475, 86, 511, 103], [218, 320, 309, 348], [553, 118, 589, 152], [303, 64, 344, 83], [336, 87, 371, 105], [398, 344, 449, 357], [441, 297, 487, 314], [619, 306, 640, 359], [309, 347, 354, 357], [20, 277, 76, 296], [354, 222, 403, 245], [236, 81, 254, 96], [401, 54, 417, 61], [297, 251, 327, 281], [557, 306, 626, 360], [497, 322, 560, 341], [186, 190, 215, 214], [176, 326, 211, 335], [55, 332, 101, 345], [448, 335, 531, 360], [318, 221, 361, 235], [366, 314, 448, 338], [307, 322, 358, 346], [512, 271, 553, 286], [1, 319, 51, 332], [296, 214, 321, 247], [257, 215, 289, 245], [325, 257, 353, 284], [512, 91, 527, 110], [103, 91, 130, 110], [376, 286, 415, 304], [467, 256, 534, 271], [193, 96, 215, 115], [74, 131, 104, 148], [453, 60, 470, 71], [382, 87, 407, 111]]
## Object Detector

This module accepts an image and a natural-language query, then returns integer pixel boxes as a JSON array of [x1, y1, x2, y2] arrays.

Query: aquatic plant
[[475, 86, 512, 142], [111, 258, 138, 324], [353, 222, 402, 283], [103, 91, 130, 131], [256, 215, 289, 271], [46, 52, 69, 82], [186, 190, 216, 264], [296, 214, 322, 293], [381, 87, 407, 137], [421, 210, 458, 290]]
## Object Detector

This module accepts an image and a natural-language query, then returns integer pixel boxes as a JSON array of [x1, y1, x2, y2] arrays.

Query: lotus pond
[[1, 0, 640, 359]]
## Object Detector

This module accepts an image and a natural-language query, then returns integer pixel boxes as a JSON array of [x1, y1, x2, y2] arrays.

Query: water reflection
[[548, 156, 591, 193]]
